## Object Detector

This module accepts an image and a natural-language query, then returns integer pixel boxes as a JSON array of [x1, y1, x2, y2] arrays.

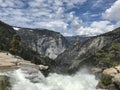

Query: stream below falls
[[1, 68, 102, 90]]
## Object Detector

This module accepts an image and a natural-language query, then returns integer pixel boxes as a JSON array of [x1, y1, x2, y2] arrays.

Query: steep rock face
[[55, 28, 120, 73], [0, 21, 16, 51], [16, 28, 69, 59], [0, 21, 53, 68]]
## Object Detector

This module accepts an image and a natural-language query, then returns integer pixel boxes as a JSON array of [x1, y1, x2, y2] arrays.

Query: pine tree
[[9, 34, 21, 56]]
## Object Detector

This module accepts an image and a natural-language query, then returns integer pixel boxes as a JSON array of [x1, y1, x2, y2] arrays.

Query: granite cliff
[[55, 27, 120, 74], [16, 28, 69, 59], [0, 21, 53, 67]]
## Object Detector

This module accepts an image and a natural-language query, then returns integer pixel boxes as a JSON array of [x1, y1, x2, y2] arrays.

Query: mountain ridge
[[54, 27, 120, 74]]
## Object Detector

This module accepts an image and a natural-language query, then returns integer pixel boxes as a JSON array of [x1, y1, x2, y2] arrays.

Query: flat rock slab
[[0, 52, 37, 72]]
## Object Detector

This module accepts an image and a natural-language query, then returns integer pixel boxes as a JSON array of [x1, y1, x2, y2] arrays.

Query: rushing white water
[[2, 68, 101, 90]]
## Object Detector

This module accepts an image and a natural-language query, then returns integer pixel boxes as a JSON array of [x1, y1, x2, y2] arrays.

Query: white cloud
[[34, 20, 68, 34], [62, 0, 87, 9], [76, 21, 115, 36], [115, 21, 120, 27], [92, 0, 104, 8], [102, 0, 120, 21], [0, 0, 118, 36], [0, 0, 87, 35], [63, 33, 73, 36], [0, 0, 25, 8], [90, 14, 100, 17]]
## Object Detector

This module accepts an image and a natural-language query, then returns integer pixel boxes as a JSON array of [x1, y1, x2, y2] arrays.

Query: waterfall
[[2, 68, 101, 90]]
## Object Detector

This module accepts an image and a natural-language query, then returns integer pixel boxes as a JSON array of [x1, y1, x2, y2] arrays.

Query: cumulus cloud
[[0, 0, 87, 36], [0, 0, 118, 36], [35, 20, 68, 32], [76, 21, 115, 36], [102, 0, 120, 21]]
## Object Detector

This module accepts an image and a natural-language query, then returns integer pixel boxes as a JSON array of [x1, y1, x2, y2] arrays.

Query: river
[[2, 68, 101, 90]]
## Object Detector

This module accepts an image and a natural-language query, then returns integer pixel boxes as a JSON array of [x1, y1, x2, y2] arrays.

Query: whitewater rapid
[[2, 68, 100, 90]]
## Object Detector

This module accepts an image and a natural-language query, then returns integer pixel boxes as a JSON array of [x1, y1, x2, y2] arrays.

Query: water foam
[[6, 68, 100, 90]]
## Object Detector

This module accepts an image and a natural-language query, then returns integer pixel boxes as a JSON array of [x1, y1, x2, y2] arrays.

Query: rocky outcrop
[[0, 52, 49, 77], [97, 65, 120, 90], [55, 27, 120, 74], [16, 28, 69, 59], [0, 75, 10, 90], [91, 67, 102, 79], [38, 65, 49, 70], [103, 68, 118, 77]]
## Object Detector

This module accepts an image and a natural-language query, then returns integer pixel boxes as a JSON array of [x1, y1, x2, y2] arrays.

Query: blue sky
[[0, 0, 120, 36]]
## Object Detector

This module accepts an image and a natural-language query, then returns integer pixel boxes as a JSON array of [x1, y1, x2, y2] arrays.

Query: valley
[[0, 20, 120, 90]]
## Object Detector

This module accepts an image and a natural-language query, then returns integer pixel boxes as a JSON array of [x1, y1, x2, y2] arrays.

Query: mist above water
[[4, 68, 100, 90]]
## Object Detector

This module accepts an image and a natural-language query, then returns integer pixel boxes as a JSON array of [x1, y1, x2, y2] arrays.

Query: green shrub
[[101, 75, 112, 86], [109, 43, 120, 51]]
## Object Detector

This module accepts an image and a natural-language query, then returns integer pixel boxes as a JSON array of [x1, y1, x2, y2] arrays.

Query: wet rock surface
[[0, 75, 10, 90]]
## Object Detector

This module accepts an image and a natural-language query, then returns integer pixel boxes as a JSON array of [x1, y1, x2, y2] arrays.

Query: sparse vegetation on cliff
[[94, 43, 120, 68], [9, 34, 21, 56]]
